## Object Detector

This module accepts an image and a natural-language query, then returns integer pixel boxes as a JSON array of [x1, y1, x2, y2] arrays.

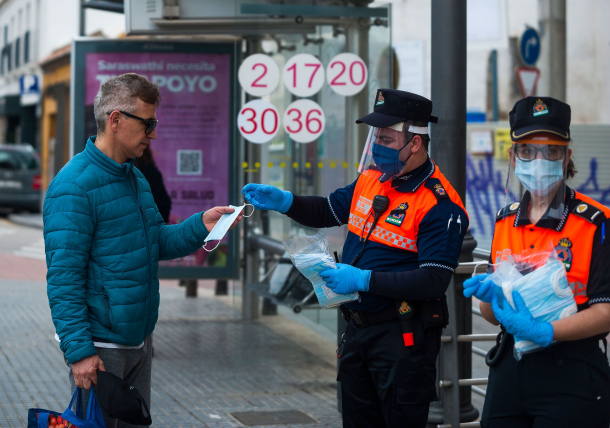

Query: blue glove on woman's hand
[[462, 274, 495, 302], [241, 183, 293, 213], [319, 263, 371, 295], [491, 291, 554, 347]]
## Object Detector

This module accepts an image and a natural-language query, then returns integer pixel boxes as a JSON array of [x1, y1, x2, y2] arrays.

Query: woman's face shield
[[502, 134, 571, 224], [358, 123, 413, 181]]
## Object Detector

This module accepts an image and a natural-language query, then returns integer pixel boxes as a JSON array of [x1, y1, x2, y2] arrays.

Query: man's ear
[[108, 111, 121, 133], [410, 135, 423, 153]]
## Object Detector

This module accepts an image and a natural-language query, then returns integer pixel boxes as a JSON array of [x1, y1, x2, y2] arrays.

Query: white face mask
[[203, 204, 254, 252]]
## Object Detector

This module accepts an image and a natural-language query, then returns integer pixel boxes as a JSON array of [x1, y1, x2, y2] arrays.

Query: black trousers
[[338, 314, 441, 428], [482, 336, 610, 428]]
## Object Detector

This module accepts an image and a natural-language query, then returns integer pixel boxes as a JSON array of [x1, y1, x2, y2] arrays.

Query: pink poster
[[85, 52, 231, 267]]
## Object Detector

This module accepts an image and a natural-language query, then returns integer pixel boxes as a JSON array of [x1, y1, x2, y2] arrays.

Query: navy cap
[[356, 89, 438, 127], [509, 97, 571, 141]]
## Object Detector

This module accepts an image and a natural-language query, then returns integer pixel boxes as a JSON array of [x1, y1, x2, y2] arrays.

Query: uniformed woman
[[464, 97, 610, 428]]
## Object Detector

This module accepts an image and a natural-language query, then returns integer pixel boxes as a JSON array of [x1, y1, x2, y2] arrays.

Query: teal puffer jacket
[[44, 137, 208, 363]]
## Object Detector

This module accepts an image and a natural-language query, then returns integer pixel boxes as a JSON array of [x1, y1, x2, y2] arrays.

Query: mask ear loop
[[202, 240, 222, 252], [472, 261, 489, 277], [243, 204, 255, 217]]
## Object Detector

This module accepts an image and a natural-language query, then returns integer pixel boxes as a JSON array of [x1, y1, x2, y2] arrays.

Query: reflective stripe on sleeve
[[348, 213, 417, 251]]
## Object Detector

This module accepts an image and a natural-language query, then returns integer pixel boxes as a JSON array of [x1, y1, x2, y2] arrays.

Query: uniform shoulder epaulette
[[570, 199, 607, 225], [496, 202, 520, 222], [424, 178, 450, 201]]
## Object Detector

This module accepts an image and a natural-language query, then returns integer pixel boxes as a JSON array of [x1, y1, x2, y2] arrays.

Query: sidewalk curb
[[8, 214, 43, 230]]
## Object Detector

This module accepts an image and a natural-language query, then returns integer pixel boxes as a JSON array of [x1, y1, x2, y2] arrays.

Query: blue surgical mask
[[203, 204, 254, 251], [372, 144, 406, 176], [515, 158, 564, 197]]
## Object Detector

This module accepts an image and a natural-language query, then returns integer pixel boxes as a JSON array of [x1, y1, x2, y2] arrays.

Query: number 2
[[251, 63, 268, 88]]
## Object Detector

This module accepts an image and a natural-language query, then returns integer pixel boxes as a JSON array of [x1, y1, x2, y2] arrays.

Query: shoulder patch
[[496, 202, 520, 222], [424, 178, 450, 201], [570, 199, 607, 225]]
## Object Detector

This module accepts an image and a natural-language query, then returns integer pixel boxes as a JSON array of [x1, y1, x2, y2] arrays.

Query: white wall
[[0, 0, 125, 98], [390, 0, 610, 124]]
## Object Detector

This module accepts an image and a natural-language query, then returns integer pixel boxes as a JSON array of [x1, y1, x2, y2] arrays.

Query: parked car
[[0, 144, 41, 213]]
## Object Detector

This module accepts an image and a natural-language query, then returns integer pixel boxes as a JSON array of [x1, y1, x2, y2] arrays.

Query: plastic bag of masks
[[487, 250, 577, 360], [283, 232, 360, 308]]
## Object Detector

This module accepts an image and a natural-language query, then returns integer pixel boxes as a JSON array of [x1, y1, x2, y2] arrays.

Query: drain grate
[[231, 410, 318, 426]]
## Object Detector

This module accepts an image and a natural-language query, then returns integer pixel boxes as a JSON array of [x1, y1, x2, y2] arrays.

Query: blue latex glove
[[241, 183, 293, 213], [491, 291, 554, 347], [463, 274, 495, 302], [319, 263, 371, 295]]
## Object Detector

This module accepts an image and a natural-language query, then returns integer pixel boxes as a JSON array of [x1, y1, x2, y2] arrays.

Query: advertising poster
[[73, 41, 237, 278]]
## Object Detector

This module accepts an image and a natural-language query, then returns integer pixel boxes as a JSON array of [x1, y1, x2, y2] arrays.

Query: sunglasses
[[106, 110, 158, 135]]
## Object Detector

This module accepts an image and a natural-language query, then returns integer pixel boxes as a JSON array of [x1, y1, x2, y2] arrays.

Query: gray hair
[[93, 73, 161, 135]]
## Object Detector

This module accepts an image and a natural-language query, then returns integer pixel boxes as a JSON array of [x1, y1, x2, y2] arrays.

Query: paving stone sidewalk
[[0, 279, 342, 427]]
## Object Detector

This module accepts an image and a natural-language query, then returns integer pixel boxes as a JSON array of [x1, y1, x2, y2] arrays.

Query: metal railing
[[244, 233, 494, 427]]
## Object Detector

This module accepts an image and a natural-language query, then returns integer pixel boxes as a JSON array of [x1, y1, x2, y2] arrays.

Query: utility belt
[[336, 297, 449, 358]]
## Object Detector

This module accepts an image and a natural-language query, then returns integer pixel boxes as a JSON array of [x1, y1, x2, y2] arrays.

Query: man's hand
[[202, 207, 243, 233], [72, 354, 105, 390], [319, 263, 371, 295]]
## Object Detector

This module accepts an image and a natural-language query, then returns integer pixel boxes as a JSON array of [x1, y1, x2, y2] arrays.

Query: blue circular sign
[[520, 28, 540, 66]]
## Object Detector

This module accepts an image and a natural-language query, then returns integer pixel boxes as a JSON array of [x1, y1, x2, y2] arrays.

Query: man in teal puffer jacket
[[44, 73, 240, 425]]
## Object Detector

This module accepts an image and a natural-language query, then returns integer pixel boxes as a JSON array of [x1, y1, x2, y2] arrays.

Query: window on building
[[24, 31, 29, 64], [14, 37, 19, 68]]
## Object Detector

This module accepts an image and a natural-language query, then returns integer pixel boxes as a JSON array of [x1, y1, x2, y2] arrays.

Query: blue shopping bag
[[28, 388, 106, 428], [61, 388, 106, 428]]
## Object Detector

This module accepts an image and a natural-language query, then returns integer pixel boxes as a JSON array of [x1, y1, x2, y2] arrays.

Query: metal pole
[[537, 0, 566, 100], [428, 0, 479, 425], [184, 279, 197, 298], [491, 50, 499, 122], [79, 0, 86, 36], [242, 38, 261, 322], [345, 20, 370, 184]]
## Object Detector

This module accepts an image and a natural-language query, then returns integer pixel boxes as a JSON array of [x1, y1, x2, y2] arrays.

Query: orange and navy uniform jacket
[[323, 158, 469, 313], [492, 187, 610, 310]]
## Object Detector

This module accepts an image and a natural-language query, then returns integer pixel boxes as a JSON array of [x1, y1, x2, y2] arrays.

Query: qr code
[[177, 150, 202, 175]]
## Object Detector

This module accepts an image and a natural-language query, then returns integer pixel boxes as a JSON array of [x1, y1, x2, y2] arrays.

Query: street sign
[[519, 28, 540, 66], [20, 74, 40, 106], [515, 67, 540, 97]]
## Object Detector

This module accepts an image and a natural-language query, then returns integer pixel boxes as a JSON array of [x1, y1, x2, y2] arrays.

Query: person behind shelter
[[135, 146, 172, 223], [463, 97, 610, 427], [43, 73, 242, 427], [243, 89, 469, 428]]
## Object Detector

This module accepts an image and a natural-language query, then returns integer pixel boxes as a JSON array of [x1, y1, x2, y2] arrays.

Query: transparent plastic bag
[[283, 232, 360, 308], [489, 250, 577, 360]]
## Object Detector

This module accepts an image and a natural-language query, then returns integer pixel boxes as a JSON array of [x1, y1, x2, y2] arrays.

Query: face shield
[[358, 122, 422, 182], [501, 134, 570, 225]]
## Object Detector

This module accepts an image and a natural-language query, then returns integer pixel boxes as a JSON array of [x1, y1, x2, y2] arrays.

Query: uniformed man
[[463, 97, 610, 427], [242, 89, 469, 427]]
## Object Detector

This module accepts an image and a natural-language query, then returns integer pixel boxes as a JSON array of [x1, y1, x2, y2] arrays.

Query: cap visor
[[511, 124, 570, 141], [356, 112, 405, 128]]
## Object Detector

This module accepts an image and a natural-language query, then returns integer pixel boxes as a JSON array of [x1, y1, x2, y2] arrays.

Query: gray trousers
[[67, 335, 152, 428]]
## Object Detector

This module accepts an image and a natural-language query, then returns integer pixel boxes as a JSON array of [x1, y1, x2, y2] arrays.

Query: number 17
[[287, 63, 321, 88]]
